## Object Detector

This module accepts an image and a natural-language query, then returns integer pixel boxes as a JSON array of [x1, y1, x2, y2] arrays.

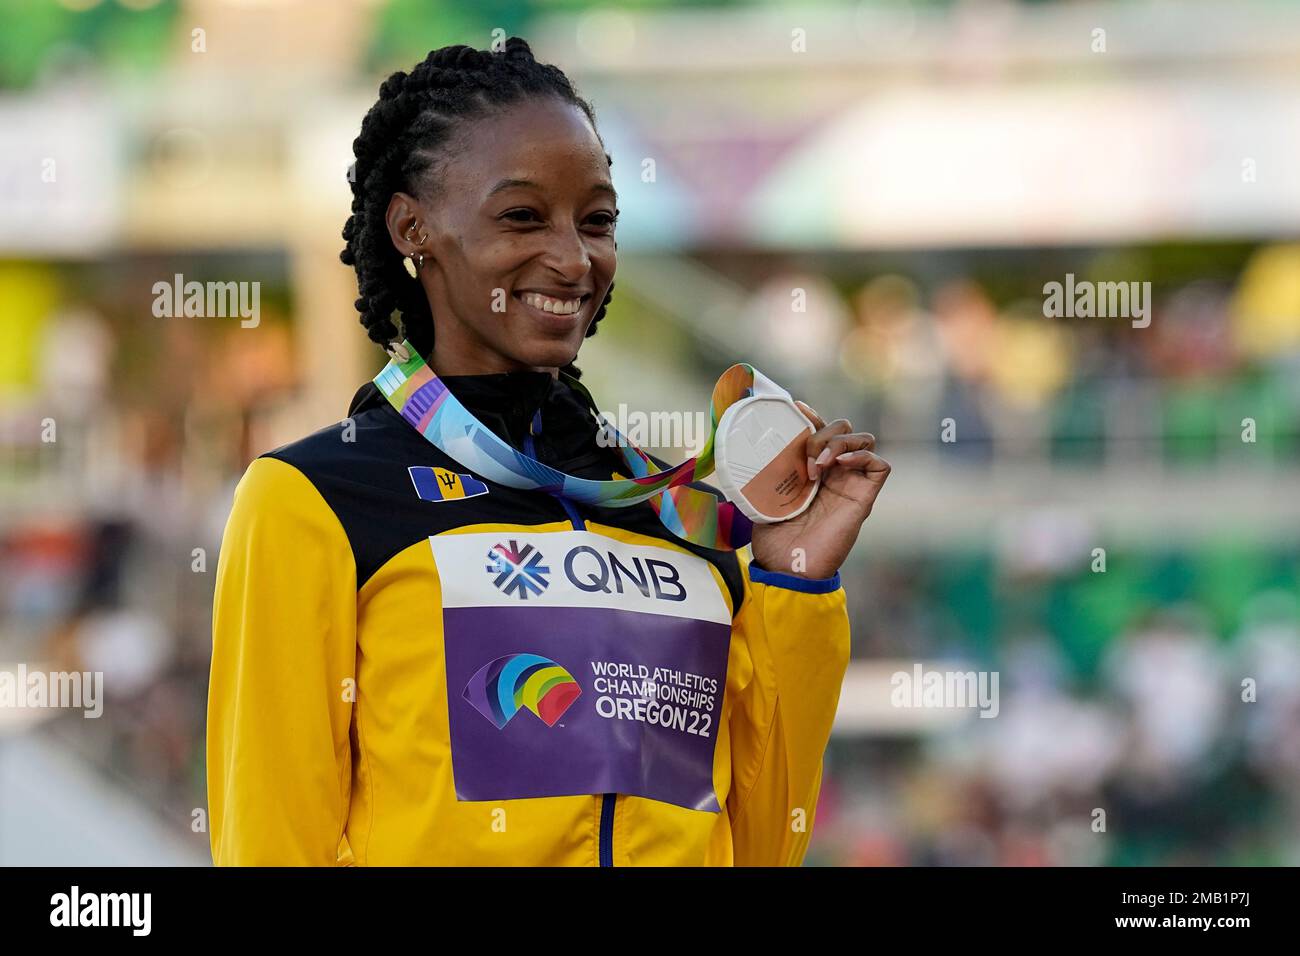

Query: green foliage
[[0, 0, 177, 89]]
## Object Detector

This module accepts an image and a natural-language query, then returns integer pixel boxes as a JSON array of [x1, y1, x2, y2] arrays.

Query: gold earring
[[402, 222, 428, 278]]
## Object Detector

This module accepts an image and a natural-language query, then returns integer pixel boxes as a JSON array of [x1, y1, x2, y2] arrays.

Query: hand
[[749, 402, 891, 579]]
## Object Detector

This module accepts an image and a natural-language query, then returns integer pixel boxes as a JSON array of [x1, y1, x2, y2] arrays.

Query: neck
[[427, 341, 558, 380]]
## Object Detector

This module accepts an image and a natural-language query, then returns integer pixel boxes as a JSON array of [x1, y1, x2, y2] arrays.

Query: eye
[[586, 210, 619, 231], [501, 208, 541, 223]]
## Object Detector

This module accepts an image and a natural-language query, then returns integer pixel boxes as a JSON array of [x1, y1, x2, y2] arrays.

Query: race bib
[[429, 530, 732, 813]]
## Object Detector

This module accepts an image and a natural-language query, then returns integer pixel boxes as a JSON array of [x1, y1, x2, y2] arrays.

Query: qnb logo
[[464, 653, 581, 729], [563, 546, 686, 602], [485, 540, 550, 600]]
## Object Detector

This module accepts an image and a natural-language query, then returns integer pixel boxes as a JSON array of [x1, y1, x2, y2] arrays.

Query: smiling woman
[[340, 39, 618, 375], [205, 37, 889, 868]]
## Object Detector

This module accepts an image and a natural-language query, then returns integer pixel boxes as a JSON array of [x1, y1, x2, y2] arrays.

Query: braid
[[341, 37, 615, 378]]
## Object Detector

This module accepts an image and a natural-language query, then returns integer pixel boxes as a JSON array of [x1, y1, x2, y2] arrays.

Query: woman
[[207, 39, 890, 866]]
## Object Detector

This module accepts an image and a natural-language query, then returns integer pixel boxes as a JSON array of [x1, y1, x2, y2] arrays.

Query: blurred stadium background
[[2, 0, 1299, 866]]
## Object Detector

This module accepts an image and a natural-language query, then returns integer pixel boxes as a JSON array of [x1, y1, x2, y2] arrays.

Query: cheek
[[451, 239, 520, 309], [591, 240, 617, 282]]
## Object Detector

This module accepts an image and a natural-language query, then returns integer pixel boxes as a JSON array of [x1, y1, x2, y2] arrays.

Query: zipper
[[527, 409, 615, 865], [526, 412, 588, 532], [599, 793, 616, 867]]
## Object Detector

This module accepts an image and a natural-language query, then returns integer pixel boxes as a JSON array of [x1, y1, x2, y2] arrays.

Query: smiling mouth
[[513, 290, 591, 318]]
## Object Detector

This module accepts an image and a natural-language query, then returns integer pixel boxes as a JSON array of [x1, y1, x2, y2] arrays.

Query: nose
[[541, 221, 592, 282]]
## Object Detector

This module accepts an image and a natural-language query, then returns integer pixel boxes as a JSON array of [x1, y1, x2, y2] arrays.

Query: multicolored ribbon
[[373, 339, 775, 551]]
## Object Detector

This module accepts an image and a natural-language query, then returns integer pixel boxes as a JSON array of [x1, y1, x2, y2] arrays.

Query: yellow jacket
[[206, 371, 850, 866]]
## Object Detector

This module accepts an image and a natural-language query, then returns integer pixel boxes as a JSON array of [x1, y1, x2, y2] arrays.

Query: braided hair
[[340, 38, 614, 378]]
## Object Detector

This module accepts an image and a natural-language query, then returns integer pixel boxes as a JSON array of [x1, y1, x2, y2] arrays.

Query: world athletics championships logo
[[464, 653, 581, 729], [485, 540, 550, 600]]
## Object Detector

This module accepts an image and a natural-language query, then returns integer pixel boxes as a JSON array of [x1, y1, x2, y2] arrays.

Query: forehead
[[439, 98, 609, 196]]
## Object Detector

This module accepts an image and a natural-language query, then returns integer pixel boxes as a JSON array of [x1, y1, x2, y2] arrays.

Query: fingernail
[[836, 452, 855, 462], [807, 455, 817, 479], [816, 448, 833, 466]]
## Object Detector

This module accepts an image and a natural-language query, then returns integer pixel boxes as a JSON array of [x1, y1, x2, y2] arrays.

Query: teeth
[[521, 292, 583, 315]]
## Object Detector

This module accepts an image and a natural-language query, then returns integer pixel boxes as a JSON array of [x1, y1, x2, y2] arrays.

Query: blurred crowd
[[809, 241, 1300, 863], [837, 243, 1300, 464], [0, 263, 295, 830], [815, 573, 1300, 865]]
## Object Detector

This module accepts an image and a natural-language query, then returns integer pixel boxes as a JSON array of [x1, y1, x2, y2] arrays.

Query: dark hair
[[340, 37, 615, 378]]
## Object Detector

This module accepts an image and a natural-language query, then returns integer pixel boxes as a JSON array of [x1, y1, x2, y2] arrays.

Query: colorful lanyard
[[373, 339, 775, 551]]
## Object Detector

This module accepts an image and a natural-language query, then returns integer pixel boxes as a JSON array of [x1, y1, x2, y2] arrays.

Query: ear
[[385, 192, 428, 257]]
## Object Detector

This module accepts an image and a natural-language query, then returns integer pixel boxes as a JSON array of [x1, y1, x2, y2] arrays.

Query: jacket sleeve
[[726, 548, 850, 866], [206, 456, 358, 866]]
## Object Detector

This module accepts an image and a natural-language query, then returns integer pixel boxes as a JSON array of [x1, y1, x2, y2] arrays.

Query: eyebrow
[[487, 177, 618, 203]]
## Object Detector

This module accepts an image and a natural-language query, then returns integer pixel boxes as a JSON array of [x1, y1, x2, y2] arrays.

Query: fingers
[[793, 399, 884, 480], [795, 400, 826, 430], [831, 449, 892, 482], [807, 427, 877, 480]]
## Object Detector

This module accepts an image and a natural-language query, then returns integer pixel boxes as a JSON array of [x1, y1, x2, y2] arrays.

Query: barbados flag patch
[[409, 466, 490, 503]]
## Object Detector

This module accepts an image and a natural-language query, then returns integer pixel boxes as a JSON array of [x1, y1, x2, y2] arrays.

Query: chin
[[513, 339, 582, 371]]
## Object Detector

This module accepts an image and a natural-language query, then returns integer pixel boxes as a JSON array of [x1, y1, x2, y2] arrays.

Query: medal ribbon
[[373, 339, 791, 551]]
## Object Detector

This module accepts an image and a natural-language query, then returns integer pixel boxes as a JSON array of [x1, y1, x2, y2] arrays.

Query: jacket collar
[[439, 369, 556, 416], [439, 370, 558, 450], [349, 361, 609, 469]]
